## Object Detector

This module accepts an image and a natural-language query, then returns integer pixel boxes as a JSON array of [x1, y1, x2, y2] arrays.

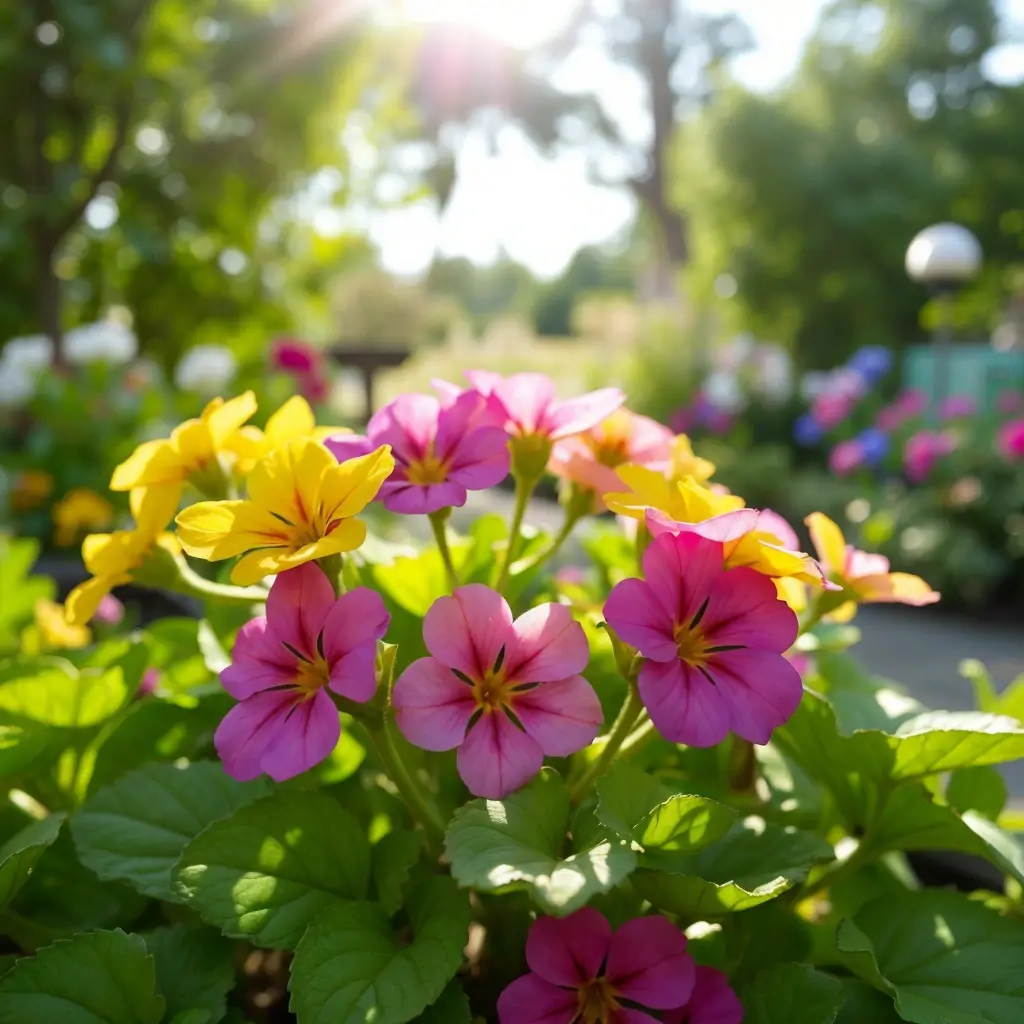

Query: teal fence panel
[[903, 345, 1024, 408]]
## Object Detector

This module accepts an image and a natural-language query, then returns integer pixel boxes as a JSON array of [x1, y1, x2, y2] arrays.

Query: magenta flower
[[442, 370, 625, 442], [897, 389, 928, 416], [392, 585, 602, 798], [94, 593, 125, 626], [663, 967, 744, 1024], [215, 564, 389, 782], [828, 439, 864, 477], [904, 430, 956, 483], [811, 392, 854, 429], [604, 531, 801, 747], [325, 390, 510, 515], [939, 394, 976, 420], [998, 418, 1024, 462], [497, 908, 696, 1024]]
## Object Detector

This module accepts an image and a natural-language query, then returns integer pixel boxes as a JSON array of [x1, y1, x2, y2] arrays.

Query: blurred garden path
[[451, 491, 1024, 797]]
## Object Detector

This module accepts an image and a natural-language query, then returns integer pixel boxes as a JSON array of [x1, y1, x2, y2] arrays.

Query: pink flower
[[996, 390, 1024, 416], [904, 430, 956, 483], [604, 531, 801, 747], [998, 418, 1024, 462], [325, 390, 510, 515], [497, 908, 696, 1024], [550, 409, 673, 506], [215, 564, 389, 782], [663, 966, 744, 1024], [875, 403, 906, 432], [137, 667, 161, 698], [939, 394, 976, 420], [271, 337, 322, 376], [392, 585, 602, 798], [828, 439, 864, 477], [812, 392, 853, 429], [445, 370, 625, 442], [786, 651, 814, 681], [897, 389, 928, 416], [94, 593, 125, 625]]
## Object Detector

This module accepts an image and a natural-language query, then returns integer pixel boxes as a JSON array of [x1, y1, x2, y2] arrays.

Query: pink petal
[[328, 643, 378, 703], [610, 1011, 661, 1024], [663, 967, 744, 1024], [643, 532, 726, 629], [369, 393, 440, 462], [710, 648, 803, 745], [324, 435, 376, 464], [380, 478, 468, 515], [497, 974, 577, 1024], [512, 675, 603, 756], [492, 373, 557, 435], [447, 426, 511, 490], [604, 578, 678, 662], [754, 509, 799, 551], [321, 586, 390, 662], [650, 508, 759, 544], [265, 564, 335, 661], [526, 908, 611, 987], [545, 388, 626, 439], [392, 657, 477, 751], [423, 585, 514, 679], [215, 688, 339, 782], [220, 653, 291, 701], [431, 377, 464, 405], [627, 414, 675, 463], [701, 567, 798, 652], [606, 916, 695, 1010], [434, 390, 493, 458], [506, 603, 589, 683], [638, 659, 732, 747], [457, 712, 543, 798], [463, 369, 504, 397]]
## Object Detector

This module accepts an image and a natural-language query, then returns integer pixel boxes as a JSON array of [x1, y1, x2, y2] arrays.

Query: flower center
[[293, 655, 330, 699], [406, 449, 450, 486], [674, 621, 711, 667], [472, 669, 511, 713], [576, 976, 620, 1024]]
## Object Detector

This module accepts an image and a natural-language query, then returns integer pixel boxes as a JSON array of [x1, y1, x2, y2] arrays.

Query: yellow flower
[[64, 487, 181, 626], [175, 438, 393, 585], [606, 467, 743, 523], [35, 598, 91, 649], [805, 512, 939, 622], [225, 395, 348, 474], [110, 392, 258, 519], [12, 470, 54, 512], [666, 434, 716, 485], [52, 488, 114, 547]]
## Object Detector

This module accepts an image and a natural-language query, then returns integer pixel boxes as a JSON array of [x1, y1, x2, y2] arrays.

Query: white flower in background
[[800, 371, 830, 401], [64, 320, 138, 365], [756, 345, 793, 402], [715, 332, 757, 371], [703, 370, 745, 413], [0, 363, 36, 408], [828, 366, 868, 399], [2, 334, 53, 373], [174, 344, 237, 395]]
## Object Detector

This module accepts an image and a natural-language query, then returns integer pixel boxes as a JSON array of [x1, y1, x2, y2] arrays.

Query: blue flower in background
[[857, 426, 890, 467], [794, 413, 823, 447], [848, 345, 893, 385]]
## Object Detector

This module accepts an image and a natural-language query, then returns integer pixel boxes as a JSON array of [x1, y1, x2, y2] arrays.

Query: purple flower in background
[[812, 392, 854, 429], [829, 439, 865, 477], [848, 345, 893, 384], [897, 389, 928, 417], [93, 594, 125, 626], [939, 394, 977, 421], [794, 413, 823, 447], [857, 427, 890, 467], [669, 406, 697, 434]]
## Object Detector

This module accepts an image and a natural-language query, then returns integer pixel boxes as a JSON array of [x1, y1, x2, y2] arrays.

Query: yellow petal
[[856, 572, 940, 607], [81, 532, 137, 576], [266, 396, 316, 447], [130, 483, 181, 535], [223, 425, 267, 472], [776, 576, 809, 613], [205, 391, 257, 448], [110, 439, 184, 491], [320, 445, 394, 520], [604, 465, 675, 520], [36, 599, 91, 648], [229, 520, 367, 586], [669, 434, 716, 483], [827, 601, 859, 623], [805, 512, 846, 575], [170, 418, 212, 464], [175, 500, 289, 560], [65, 575, 122, 626], [245, 437, 337, 523], [312, 425, 349, 442]]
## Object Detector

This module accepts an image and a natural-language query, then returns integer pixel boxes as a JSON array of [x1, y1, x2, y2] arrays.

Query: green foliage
[[742, 964, 845, 1024], [0, 813, 65, 909], [143, 925, 236, 1024]]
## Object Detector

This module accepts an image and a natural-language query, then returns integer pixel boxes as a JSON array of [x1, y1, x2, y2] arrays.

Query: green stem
[[0, 908, 62, 952], [367, 721, 446, 856], [428, 510, 459, 591], [516, 503, 586, 578], [496, 473, 538, 593], [170, 561, 268, 605], [618, 715, 657, 759], [569, 684, 645, 802]]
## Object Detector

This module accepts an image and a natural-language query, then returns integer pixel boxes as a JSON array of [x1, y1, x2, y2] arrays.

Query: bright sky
[[367, 0, 1024, 278]]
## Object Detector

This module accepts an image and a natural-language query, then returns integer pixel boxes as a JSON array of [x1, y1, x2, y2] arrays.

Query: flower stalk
[[428, 508, 459, 591], [569, 682, 645, 802]]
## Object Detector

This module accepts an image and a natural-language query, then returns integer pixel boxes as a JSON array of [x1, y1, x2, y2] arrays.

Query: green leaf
[[373, 829, 423, 915], [0, 928, 165, 1024], [410, 980, 471, 1023], [317, 729, 365, 784], [445, 769, 635, 915], [168, 1012, 213, 1024], [837, 890, 1024, 1024], [0, 812, 64, 908], [72, 761, 270, 902], [144, 925, 235, 1024], [196, 621, 230, 675], [946, 766, 1007, 821], [870, 784, 1024, 887], [0, 657, 128, 727], [889, 712, 1024, 778], [175, 790, 371, 950], [631, 820, 833, 916], [835, 980, 901, 1024], [742, 964, 844, 1024], [373, 551, 449, 617], [289, 877, 470, 1024]]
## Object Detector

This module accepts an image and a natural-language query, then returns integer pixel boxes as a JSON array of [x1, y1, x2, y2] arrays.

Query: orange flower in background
[[11, 470, 54, 513], [52, 488, 114, 547], [805, 512, 939, 622]]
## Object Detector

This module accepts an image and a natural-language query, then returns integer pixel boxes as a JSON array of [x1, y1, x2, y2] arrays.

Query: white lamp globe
[[905, 223, 982, 287]]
